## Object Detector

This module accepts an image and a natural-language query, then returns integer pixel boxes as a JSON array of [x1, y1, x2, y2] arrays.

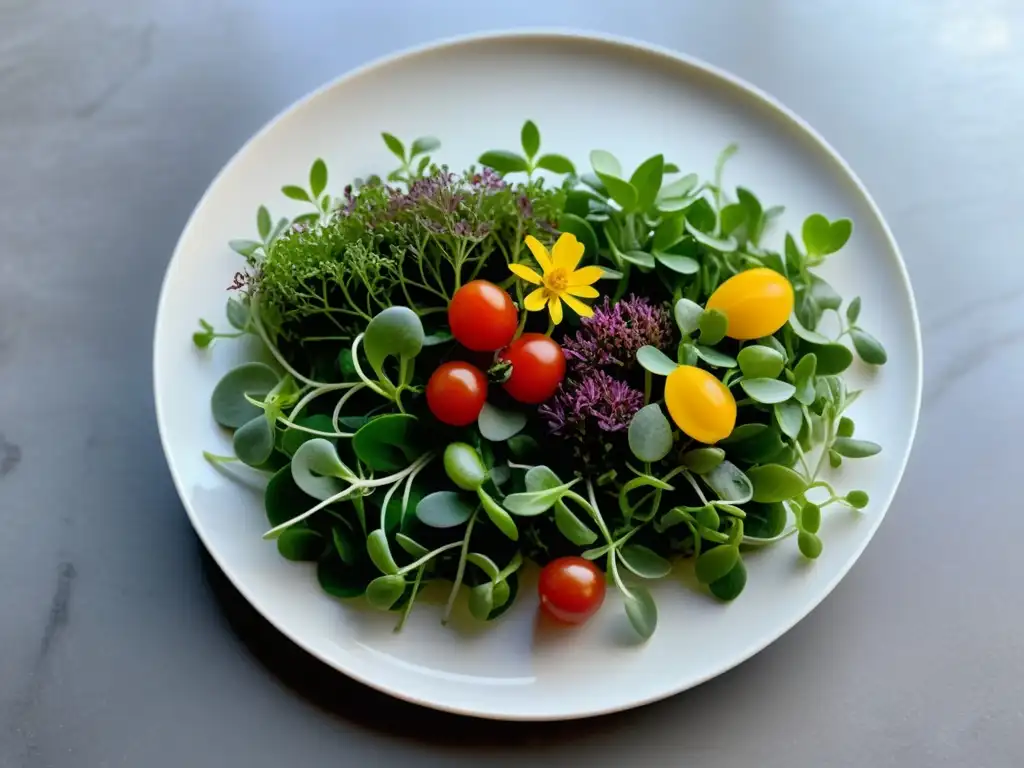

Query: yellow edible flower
[[508, 233, 602, 325]]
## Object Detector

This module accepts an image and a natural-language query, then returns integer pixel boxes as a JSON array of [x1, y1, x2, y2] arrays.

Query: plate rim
[[153, 28, 923, 721]]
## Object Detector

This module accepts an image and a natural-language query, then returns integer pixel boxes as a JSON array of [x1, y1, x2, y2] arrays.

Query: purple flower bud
[[562, 295, 675, 373]]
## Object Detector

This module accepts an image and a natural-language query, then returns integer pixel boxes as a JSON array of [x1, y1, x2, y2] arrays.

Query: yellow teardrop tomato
[[664, 366, 736, 444], [706, 268, 794, 340]]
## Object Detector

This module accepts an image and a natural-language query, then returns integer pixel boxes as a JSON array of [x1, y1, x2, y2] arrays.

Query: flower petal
[[552, 233, 584, 271], [523, 287, 548, 312], [508, 263, 542, 284], [562, 293, 594, 319], [565, 284, 599, 299], [548, 295, 564, 325], [524, 235, 553, 273], [568, 265, 604, 286]]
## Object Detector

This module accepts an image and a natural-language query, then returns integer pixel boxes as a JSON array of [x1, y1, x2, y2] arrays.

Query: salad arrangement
[[195, 122, 886, 640]]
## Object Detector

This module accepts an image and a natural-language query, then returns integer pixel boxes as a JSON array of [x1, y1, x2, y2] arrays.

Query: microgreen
[[197, 124, 887, 639]]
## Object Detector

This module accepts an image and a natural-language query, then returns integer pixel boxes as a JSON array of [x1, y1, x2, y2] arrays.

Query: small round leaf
[[674, 298, 704, 334], [366, 575, 407, 610], [415, 491, 475, 528], [850, 328, 888, 365], [831, 438, 881, 458], [363, 306, 424, 378], [746, 464, 808, 503], [737, 346, 785, 379], [636, 346, 678, 376], [695, 545, 740, 584], [276, 529, 325, 562], [709, 558, 747, 601], [233, 416, 275, 467], [622, 585, 658, 641], [740, 378, 796, 404], [628, 404, 674, 463], [618, 545, 672, 579], [798, 531, 823, 559], [211, 363, 279, 428], [477, 402, 527, 442]]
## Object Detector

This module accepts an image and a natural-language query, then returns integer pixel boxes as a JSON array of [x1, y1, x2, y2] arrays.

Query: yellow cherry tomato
[[706, 268, 794, 340], [664, 366, 737, 444]]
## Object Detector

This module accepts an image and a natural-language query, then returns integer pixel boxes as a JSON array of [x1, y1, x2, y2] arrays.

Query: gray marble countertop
[[2, 1, 1022, 766]]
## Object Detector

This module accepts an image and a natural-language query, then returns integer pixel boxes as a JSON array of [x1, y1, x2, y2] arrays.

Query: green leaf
[[846, 490, 869, 509], [520, 120, 540, 158], [774, 400, 803, 440], [736, 187, 764, 241], [479, 491, 518, 540], [628, 404, 674, 462], [363, 306, 424, 379], [478, 150, 529, 174], [801, 501, 821, 534], [536, 153, 575, 174], [709, 559, 747, 601], [281, 185, 310, 202], [280, 414, 335, 456], [636, 346, 677, 376], [415, 491, 474, 528], [681, 447, 725, 474], [838, 416, 855, 438], [674, 298, 704, 334], [686, 219, 737, 252], [317, 555, 366, 599], [410, 136, 440, 157], [580, 173, 608, 196], [744, 502, 788, 539], [211, 363, 279, 428], [466, 552, 501, 581], [256, 206, 271, 240], [720, 202, 747, 235], [507, 434, 540, 461], [468, 582, 495, 621], [698, 308, 728, 345], [332, 526, 357, 565], [693, 345, 737, 368], [598, 174, 640, 211], [696, 505, 720, 530], [233, 416, 275, 467], [832, 438, 882, 458], [291, 438, 351, 500], [622, 585, 657, 640], [381, 132, 405, 160], [747, 464, 808, 502], [793, 353, 818, 405], [721, 424, 785, 463], [788, 312, 830, 345], [714, 143, 738, 189], [444, 442, 487, 491], [553, 499, 597, 546], [226, 297, 249, 330], [682, 198, 716, 232], [502, 482, 574, 517], [810, 275, 842, 311], [737, 346, 785, 379], [396, 532, 429, 558], [415, 156, 431, 176], [277, 528, 324, 562], [620, 249, 655, 269], [740, 378, 796, 404], [658, 173, 698, 199], [590, 149, 622, 177], [309, 159, 328, 199], [265, 466, 312, 528], [477, 402, 527, 442], [846, 296, 862, 325], [802, 214, 852, 257], [352, 414, 419, 472], [850, 328, 888, 365], [803, 343, 853, 375], [618, 545, 672, 579], [655, 252, 700, 275], [798, 531, 823, 559], [524, 465, 560, 492], [367, 530, 399, 575], [629, 154, 664, 211], [702, 460, 754, 504], [695, 545, 739, 584], [366, 574, 406, 609], [557, 213, 600, 262], [652, 215, 685, 251]]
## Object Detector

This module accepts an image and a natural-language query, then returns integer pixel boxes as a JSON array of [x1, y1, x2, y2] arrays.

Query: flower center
[[545, 268, 569, 292]]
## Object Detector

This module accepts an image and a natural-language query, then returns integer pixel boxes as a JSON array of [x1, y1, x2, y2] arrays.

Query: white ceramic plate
[[154, 31, 922, 720]]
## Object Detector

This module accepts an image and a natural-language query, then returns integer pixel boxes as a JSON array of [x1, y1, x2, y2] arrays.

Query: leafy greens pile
[[195, 121, 885, 640]]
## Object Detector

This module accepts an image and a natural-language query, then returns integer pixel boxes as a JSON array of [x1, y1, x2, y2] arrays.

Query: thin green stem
[[396, 541, 463, 576], [442, 510, 479, 624], [395, 566, 425, 632], [250, 297, 333, 388]]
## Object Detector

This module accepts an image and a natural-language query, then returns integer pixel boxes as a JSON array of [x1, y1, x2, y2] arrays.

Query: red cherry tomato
[[500, 333, 566, 404], [426, 362, 487, 427], [538, 557, 606, 625], [448, 280, 519, 352]]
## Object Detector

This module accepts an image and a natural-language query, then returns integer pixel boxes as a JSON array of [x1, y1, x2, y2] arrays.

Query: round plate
[[154, 31, 922, 720]]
